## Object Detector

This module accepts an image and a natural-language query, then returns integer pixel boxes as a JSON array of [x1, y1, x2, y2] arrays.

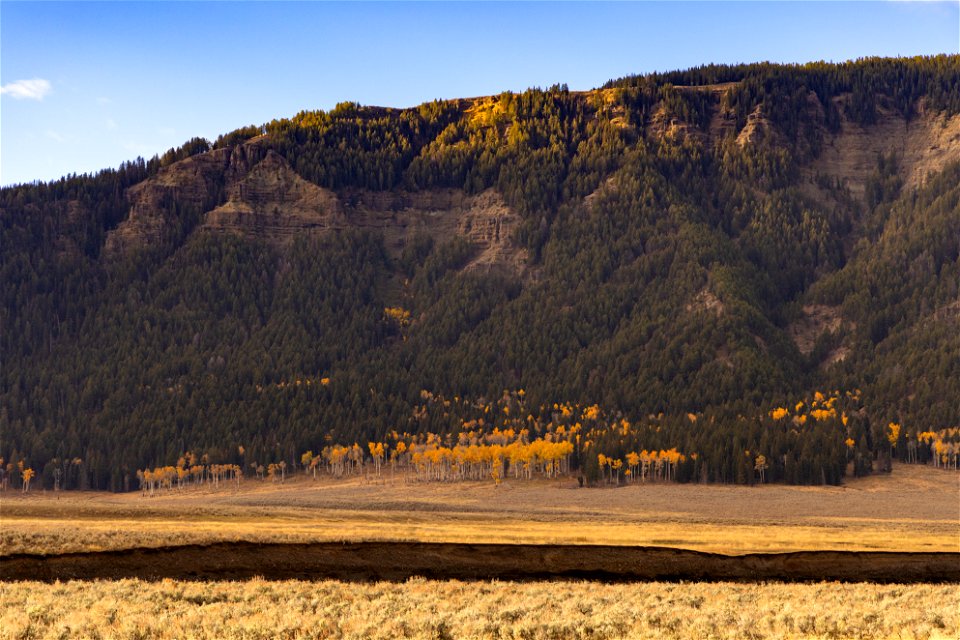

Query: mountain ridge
[[2, 56, 958, 490]]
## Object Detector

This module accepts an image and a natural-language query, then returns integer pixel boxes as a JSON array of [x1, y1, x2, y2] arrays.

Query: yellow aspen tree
[[770, 407, 789, 421], [301, 451, 314, 476], [177, 465, 187, 490], [654, 452, 665, 481], [627, 452, 640, 481], [887, 423, 901, 448], [21, 468, 35, 492], [368, 442, 385, 477], [754, 454, 768, 484]]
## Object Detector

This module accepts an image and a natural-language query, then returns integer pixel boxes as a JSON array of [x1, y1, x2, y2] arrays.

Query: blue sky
[[2, 1, 958, 186]]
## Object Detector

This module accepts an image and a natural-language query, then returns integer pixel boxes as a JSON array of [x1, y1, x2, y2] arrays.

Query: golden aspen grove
[[125, 389, 958, 494]]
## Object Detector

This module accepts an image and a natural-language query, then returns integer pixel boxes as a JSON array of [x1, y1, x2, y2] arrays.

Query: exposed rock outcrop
[[202, 151, 344, 243], [808, 100, 960, 199], [648, 102, 706, 145], [104, 143, 267, 257], [342, 188, 530, 277], [104, 141, 530, 278], [736, 104, 785, 149], [456, 190, 527, 274], [686, 288, 724, 317], [787, 304, 849, 361]]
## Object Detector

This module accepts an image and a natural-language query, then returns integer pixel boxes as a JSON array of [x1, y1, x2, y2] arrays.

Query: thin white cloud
[[122, 140, 154, 155], [1, 78, 52, 101], [97, 96, 112, 105], [45, 130, 66, 143], [105, 118, 118, 131]]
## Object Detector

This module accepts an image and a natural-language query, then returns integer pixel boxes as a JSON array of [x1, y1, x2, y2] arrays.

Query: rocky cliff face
[[735, 104, 786, 149], [104, 143, 267, 257], [809, 100, 960, 198], [202, 151, 344, 243], [642, 85, 960, 204], [105, 143, 530, 277], [340, 188, 529, 276]]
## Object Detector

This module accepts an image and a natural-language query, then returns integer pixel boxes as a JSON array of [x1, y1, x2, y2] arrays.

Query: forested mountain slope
[[2, 56, 958, 490]]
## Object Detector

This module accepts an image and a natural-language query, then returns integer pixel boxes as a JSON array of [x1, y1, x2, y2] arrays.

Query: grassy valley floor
[[1, 463, 957, 556], [2, 464, 957, 639]]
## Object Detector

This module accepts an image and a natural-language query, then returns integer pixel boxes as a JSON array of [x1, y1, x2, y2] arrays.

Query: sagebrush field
[[1, 578, 957, 640]]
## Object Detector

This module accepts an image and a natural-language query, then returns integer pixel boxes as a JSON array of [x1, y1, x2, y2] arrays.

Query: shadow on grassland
[[1, 542, 957, 583]]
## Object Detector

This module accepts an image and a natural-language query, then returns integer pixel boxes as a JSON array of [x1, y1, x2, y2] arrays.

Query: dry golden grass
[[1, 578, 957, 639], [2, 463, 957, 555]]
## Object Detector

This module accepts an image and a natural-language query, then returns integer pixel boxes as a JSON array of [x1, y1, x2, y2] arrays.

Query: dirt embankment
[[1, 542, 955, 583]]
